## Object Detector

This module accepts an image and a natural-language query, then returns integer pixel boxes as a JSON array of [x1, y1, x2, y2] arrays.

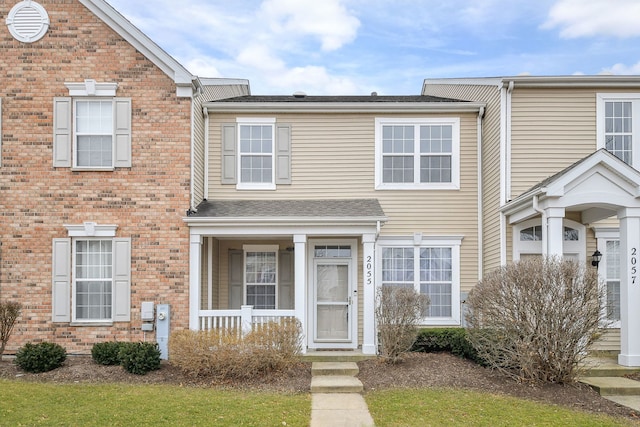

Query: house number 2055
[[366, 255, 373, 285], [632, 248, 638, 285]]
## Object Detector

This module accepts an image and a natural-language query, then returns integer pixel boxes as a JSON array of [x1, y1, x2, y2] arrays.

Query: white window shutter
[[221, 124, 237, 184], [53, 97, 72, 167], [275, 124, 292, 184], [52, 238, 71, 322], [113, 98, 132, 168], [113, 238, 131, 321]]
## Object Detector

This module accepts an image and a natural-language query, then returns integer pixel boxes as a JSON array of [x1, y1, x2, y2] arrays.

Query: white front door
[[309, 241, 357, 349]]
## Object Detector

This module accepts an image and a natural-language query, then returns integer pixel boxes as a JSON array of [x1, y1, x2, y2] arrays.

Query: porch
[[184, 199, 387, 355]]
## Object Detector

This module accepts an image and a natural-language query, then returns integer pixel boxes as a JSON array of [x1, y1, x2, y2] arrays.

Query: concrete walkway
[[309, 362, 375, 427]]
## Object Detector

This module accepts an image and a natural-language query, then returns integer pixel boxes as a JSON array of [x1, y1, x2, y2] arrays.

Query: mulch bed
[[1, 352, 639, 420]]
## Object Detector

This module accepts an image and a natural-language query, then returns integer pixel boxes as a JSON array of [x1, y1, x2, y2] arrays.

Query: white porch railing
[[198, 306, 297, 335]]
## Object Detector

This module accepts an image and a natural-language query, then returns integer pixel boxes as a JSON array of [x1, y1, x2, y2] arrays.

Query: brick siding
[[0, 0, 191, 353]]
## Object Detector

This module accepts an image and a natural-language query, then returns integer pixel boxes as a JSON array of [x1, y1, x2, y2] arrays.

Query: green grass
[[0, 380, 310, 426], [366, 388, 636, 427], [2, 380, 637, 427]]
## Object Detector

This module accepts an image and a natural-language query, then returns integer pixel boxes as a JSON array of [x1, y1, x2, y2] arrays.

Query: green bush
[[411, 328, 482, 364], [91, 341, 125, 366], [118, 342, 161, 375], [15, 342, 67, 373]]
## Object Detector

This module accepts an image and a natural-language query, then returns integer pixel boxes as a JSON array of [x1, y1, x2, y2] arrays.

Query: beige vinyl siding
[[192, 94, 206, 205], [192, 84, 251, 206], [510, 88, 597, 198], [423, 83, 503, 275], [207, 111, 480, 293]]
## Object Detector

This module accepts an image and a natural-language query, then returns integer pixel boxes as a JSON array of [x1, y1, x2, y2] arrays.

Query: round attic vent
[[6, 1, 50, 43]]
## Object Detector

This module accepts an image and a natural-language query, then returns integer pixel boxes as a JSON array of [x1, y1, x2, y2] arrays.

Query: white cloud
[[601, 61, 640, 75], [260, 0, 360, 51], [543, 0, 640, 38]]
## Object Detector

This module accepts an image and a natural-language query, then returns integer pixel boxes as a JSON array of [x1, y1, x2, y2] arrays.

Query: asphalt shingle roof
[[208, 94, 465, 103], [191, 199, 386, 219]]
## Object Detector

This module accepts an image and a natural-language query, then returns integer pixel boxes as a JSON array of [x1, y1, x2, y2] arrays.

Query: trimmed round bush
[[118, 342, 161, 375], [91, 341, 125, 366], [15, 342, 67, 373]]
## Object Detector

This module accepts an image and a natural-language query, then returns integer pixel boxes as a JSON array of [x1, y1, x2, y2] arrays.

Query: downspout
[[203, 107, 210, 200], [477, 106, 485, 280], [499, 80, 515, 266], [190, 96, 196, 210]]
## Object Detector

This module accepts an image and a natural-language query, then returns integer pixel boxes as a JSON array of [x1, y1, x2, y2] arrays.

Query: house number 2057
[[632, 248, 638, 285]]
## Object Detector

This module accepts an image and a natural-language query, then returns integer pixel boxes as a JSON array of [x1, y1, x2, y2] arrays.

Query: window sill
[[71, 167, 115, 172], [70, 321, 114, 327], [236, 183, 277, 191], [376, 183, 460, 191]]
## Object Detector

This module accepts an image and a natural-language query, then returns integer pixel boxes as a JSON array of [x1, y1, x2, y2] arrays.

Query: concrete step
[[301, 350, 374, 363], [312, 362, 359, 377], [310, 375, 364, 393], [580, 376, 640, 396], [580, 358, 640, 377]]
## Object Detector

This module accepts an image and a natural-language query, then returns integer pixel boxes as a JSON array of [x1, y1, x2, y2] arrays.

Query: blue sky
[[107, 0, 640, 95]]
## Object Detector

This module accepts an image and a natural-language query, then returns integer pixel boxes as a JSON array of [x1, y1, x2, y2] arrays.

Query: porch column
[[189, 232, 202, 330], [293, 234, 307, 353], [545, 207, 565, 258], [618, 208, 640, 366], [362, 233, 377, 355]]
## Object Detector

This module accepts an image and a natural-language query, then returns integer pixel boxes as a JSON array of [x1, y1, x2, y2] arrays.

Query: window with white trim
[[244, 245, 278, 309], [221, 119, 291, 188], [595, 228, 622, 328], [52, 222, 131, 323], [378, 237, 461, 325], [53, 80, 131, 170], [513, 218, 585, 262], [597, 94, 640, 167], [604, 240, 621, 323], [74, 239, 113, 320], [375, 118, 460, 190], [239, 121, 274, 186]]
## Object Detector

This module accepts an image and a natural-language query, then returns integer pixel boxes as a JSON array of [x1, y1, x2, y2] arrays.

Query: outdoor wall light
[[591, 250, 602, 269]]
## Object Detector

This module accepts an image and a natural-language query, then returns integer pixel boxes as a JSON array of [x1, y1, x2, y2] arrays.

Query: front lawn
[[0, 380, 310, 426], [366, 388, 635, 427]]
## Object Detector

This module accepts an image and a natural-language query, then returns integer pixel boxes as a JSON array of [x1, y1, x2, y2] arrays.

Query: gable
[[78, 0, 195, 97]]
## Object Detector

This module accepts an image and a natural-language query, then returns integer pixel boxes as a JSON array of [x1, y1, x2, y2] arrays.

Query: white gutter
[[477, 106, 485, 279], [203, 107, 210, 201], [183, 216, 389, 225], [202, 102, 486, 114]]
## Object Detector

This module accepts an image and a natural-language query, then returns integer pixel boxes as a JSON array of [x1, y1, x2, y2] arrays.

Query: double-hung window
[[221, 118, 292, 189], [52, 223, 131, 324], [239, 119, 275, 188], [53, 80, 131, 170], [244, 245, 278, 309], [378, 237, 461, 325], [74, 239, 113, 320], [597, 94, 640, 168], [375, 118, 460, 190]]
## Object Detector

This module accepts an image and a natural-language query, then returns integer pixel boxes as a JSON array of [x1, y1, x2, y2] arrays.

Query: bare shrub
[[466, 257, 605, 384], [169, 319, 303, 379], [376, 286, 429, 363], [0, 300, 22, 356]]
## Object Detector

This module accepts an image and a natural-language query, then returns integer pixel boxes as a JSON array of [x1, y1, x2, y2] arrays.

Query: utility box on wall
[[156, 304, 170, 359]]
